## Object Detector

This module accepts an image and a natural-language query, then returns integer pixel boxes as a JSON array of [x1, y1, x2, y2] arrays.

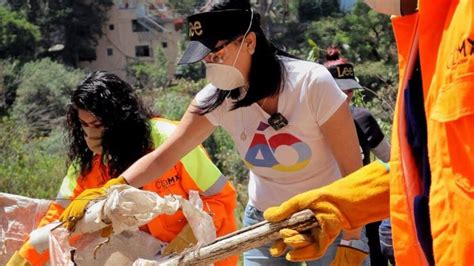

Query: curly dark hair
[[66, 71, 153, 178]]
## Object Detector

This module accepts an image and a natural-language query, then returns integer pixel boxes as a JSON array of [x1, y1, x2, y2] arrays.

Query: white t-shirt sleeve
[[194, 84, 224, 126], [306, 66, 347, 125]]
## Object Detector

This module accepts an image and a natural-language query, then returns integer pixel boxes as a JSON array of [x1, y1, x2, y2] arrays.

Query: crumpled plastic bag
[[1, 186, 216, 265], [0, 192, 51, 265], [49, 228, 165, 266], [133, 191, 216, 266]]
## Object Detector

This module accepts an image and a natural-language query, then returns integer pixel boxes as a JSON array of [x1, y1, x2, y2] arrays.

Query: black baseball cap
[[327, 63, 362, 91], [178, 9, 258, 65]]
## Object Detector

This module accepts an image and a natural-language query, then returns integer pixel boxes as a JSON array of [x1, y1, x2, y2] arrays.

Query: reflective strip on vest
[[56, 164, 80, 208], [150, 118, 226, 194]]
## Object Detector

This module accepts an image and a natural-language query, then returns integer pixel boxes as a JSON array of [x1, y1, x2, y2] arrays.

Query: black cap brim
[[178, 41, 213, 65], [178, 9, 257, 65]]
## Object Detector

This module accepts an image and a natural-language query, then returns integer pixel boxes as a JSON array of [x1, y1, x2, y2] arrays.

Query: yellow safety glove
[[330, 240, 368, 266], [162, 224, 198, 255], [7, 251, 31, 266], [264, 160, 391, 262], [59, 176, 128, 231]]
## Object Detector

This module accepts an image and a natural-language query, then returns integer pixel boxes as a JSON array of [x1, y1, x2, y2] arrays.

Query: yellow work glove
[[6, 251, 31, 266], [59, 176, 128, 231], [330, 240, 368, 266], [162, 224, 198, 255], [264, 160, 391, 262]]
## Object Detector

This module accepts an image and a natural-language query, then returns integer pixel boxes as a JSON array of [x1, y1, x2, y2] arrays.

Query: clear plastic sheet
[[1, 186, 216, 265]]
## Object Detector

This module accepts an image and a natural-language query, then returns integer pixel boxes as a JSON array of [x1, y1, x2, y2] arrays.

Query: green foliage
[[151, 80, 196, 120], [304, 2, 397, 62], [306, 38, 320, 61], [167, 0, 205, 16], [128, 45, 169, 89], [0, 118, 67, 198], [0, 60, 21, 116], [0, 6, 41, 61], [297, 0, 341, 22], [10, 58, 84, 136], [7, 0, 114, 66]]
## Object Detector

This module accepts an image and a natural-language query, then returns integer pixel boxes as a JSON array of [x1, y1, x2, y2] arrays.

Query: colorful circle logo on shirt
[[244, 122, 312, 172]]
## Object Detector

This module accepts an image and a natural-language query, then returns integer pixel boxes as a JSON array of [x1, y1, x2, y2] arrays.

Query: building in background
[[79, 0, 183, 82]]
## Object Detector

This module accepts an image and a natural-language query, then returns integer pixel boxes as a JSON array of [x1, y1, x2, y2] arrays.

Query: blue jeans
[[379, 219, 395, 265], [242, 204, 344, 266]]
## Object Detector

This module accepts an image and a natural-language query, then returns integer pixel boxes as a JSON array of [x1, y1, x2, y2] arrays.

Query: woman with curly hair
[[7, 71, 238, 266]]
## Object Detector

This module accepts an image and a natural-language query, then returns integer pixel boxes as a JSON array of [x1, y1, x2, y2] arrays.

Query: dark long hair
[[66, 71, 152, 178], [197, 0, 295, 114]]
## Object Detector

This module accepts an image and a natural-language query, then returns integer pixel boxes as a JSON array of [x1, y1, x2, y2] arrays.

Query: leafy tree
[[0, 60, 21, 116], [303, 2, 395, 63], [0, 6, 41, 61], [10, 58, 84, 136], [297, 0, 340, 22], [6, 0, 113, 67]]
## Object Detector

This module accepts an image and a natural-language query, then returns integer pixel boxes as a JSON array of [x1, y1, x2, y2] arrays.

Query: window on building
[[109, 24, 115, 30], [78, 47, 97, 62], [107, 48, 113, 56], [162, 42, 167, 48], [132, 19, 149, 32], [135, 45, 150, 57]]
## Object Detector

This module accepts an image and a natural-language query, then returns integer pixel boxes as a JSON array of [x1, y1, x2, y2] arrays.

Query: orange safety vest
[[390, 0, 474, 265], [22, 118, 238, 266]]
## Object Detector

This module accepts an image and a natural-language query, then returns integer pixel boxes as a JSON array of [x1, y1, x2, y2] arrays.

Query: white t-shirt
[[195, 57, 347, 211]]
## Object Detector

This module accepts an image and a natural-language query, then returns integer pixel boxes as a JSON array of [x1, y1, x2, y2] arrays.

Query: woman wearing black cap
[[59, 1, 364, 265]]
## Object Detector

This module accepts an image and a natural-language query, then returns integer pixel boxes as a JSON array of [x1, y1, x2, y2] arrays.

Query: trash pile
[[0, 185, 216, 265]]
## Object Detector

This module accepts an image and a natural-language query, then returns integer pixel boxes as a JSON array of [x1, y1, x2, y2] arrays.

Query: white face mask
[[364, 0, 417, 16], [205, 63, 246, 90], [205, 9, 253, 91], [82, 126, 104, 155]]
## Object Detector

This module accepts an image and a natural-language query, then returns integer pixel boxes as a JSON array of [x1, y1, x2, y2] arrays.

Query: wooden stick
[[160, 209, 318, 265]]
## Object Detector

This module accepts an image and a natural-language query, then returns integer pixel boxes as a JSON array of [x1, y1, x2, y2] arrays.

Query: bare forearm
[[123, 104, 216, 187], [122, 140, 187, 187], [321, 102, 363, 176]]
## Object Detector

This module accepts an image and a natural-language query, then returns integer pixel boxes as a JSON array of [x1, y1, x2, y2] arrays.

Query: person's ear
[[245, 32, 257, 55]]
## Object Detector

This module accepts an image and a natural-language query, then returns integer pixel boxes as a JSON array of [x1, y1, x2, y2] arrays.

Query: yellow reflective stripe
[[57, 163, 79, 207], [181, 145, 223, 192], [149, 118, 176, 148], [149, 117, 224, 192]]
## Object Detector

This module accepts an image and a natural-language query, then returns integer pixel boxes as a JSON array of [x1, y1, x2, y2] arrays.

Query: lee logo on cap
[[336, 65, 354, 78], [329, 63, 356, 79], [189, 21, 203, 37]]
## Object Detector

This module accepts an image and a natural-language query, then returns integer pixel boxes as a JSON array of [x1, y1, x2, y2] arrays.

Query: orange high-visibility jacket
[[22, 118, 238, 265], [390, 0, 474, 265]]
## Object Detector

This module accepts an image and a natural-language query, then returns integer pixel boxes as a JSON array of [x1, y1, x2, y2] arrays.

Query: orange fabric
[[19, 241, 48, 266], [389, 12, 428, 266], [23, 156, 237, 265], [390, 0, 474, 265], [142, 163, 238, 266]]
